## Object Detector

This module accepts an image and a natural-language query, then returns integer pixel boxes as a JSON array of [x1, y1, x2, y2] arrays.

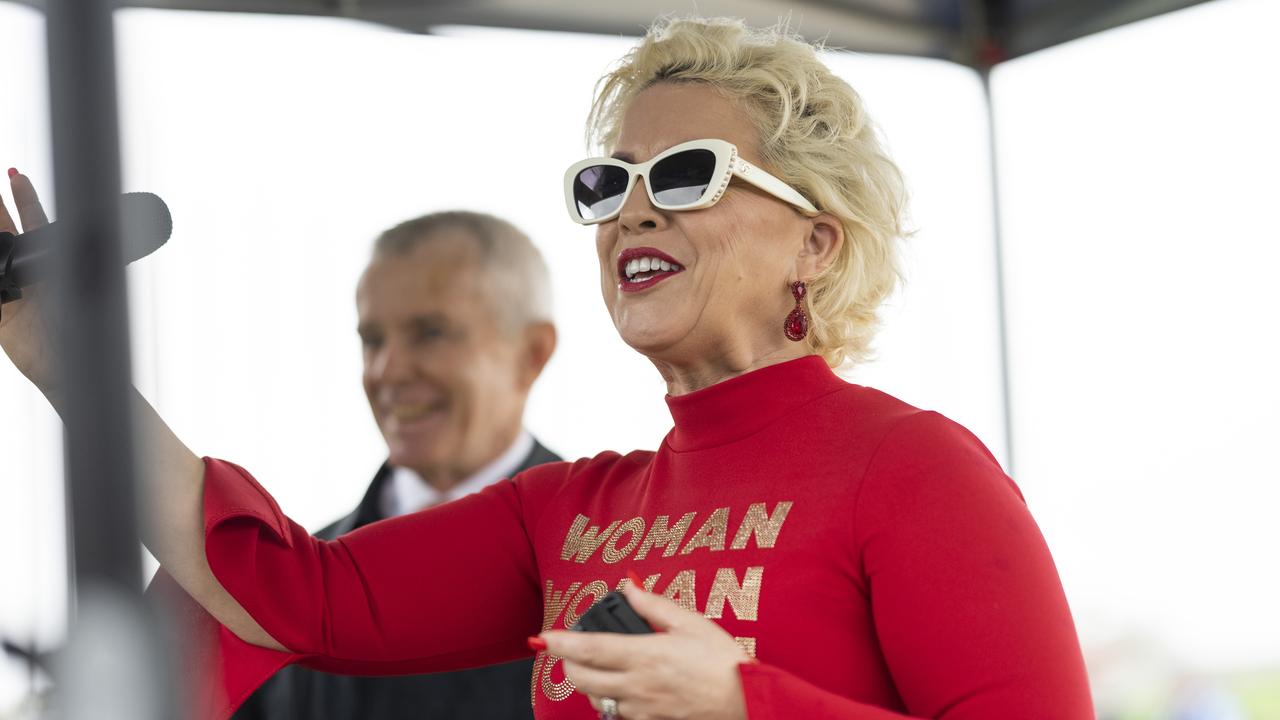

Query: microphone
[[0, 191, 172, 305]]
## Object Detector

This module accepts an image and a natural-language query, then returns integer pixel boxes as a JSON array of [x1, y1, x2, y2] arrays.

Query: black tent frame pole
[[47, 0, 137, 605], [43, 0, 171, 716], [979, 67, 1016, 477]]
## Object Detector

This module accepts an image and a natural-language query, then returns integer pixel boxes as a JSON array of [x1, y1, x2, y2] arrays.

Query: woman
[[0, 17, 1094, 720]]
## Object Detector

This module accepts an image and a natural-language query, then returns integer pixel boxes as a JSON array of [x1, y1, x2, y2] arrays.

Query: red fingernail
[[7, 168, 17, 178], [626, 569, 646, 589], [527, 636, 547, 652]]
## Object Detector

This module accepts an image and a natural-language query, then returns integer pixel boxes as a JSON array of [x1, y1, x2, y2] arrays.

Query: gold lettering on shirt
[[563, 580, 610, 629], [541, 580, 581, 632], [705, 566, 764, 621], [540, 500, 797, 704], [634, 512, 696, 560], [534, 579, 580, 705], [601, 517, 646, 564], [730, 502, 793, 550], [560, 514, 621, 563], [661, 569, 698, 612], [680, 507, 730, 554], [539, 653, 575, 702]]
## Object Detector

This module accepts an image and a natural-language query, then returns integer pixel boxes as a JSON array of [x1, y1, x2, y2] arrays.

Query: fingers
[[540, 630, 653, 672], [562, 659, 629, 699], [621, 582, 692, 633], [1, 170, 16, 235], [10, 171, 49, 231]]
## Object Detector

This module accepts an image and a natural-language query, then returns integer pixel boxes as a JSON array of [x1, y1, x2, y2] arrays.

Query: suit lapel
[[322, 439, 562, 540]]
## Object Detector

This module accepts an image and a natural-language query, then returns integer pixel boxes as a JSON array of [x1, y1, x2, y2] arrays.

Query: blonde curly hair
[[587, 16, 908, 368]]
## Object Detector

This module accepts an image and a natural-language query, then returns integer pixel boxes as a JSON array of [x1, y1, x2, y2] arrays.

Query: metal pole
[[980, 67, 1017, 477], [42, 0, 173, 716]]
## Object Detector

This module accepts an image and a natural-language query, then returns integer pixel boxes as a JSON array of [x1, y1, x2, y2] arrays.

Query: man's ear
[[796, 214, 844, 280], [518, 321, 557, 390]]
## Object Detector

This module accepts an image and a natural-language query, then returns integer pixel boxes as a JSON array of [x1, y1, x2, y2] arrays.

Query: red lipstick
[[616, 246, 684, 294]]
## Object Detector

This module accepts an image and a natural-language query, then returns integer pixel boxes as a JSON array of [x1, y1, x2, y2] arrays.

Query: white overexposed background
[[1, 0, 1275, 716], [992, 0, 1280, 714]]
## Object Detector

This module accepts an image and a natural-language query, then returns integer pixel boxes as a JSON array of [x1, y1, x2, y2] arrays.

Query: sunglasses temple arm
[[734, 159, 820, 216]]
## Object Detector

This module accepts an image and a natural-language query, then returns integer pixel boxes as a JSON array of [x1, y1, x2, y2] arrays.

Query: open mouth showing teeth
[[623, 256, 684, 283], [388, 401, 446, 423]]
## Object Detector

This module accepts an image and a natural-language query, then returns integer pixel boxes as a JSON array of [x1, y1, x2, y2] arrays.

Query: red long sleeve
[[186, 356, 1092, 719], [203, 458, 544, 666], [176, 458, 549, 718]]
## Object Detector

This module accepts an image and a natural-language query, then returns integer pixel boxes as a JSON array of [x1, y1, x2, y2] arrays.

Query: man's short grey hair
[[372, 211, 553, 330]]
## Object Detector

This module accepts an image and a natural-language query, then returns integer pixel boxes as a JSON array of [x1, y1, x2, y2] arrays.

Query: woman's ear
[[796, 213, 844, 280]]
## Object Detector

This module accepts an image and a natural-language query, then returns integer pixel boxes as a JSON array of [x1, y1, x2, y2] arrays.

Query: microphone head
[[1, 192, 174, 298], [120, 192, 172, 264]]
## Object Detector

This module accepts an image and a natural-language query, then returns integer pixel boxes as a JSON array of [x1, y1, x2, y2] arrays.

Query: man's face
[[356, 233, 529, 480]]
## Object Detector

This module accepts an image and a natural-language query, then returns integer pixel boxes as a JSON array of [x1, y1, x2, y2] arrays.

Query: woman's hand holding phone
[[536, 574, 752, 720]]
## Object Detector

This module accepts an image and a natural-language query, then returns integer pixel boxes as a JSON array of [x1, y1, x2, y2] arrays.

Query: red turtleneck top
[[170, 355, 1093, 718]]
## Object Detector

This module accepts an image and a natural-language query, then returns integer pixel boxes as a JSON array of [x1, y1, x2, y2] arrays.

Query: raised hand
[[0, 168, 57, 396]]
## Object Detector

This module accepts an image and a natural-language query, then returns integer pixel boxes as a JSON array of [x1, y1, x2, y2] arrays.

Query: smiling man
[[234, 211, 559, 720]]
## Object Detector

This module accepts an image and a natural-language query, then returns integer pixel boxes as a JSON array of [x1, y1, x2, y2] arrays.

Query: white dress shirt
[[379, 430, 535, 518]]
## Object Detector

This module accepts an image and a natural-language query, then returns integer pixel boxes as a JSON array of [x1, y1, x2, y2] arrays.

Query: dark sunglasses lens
[[573, 165, 631, 221], [650, 149, 717, 207]]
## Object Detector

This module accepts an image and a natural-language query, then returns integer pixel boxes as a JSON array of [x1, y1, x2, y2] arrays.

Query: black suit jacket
[[233, 440, 561, 720]]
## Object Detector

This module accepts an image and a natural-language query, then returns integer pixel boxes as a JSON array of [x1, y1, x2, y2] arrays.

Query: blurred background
[[0, 0, 1276, 717]]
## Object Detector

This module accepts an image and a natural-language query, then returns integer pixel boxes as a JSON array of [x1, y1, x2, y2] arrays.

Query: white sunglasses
[[564, 138, 820, 225]]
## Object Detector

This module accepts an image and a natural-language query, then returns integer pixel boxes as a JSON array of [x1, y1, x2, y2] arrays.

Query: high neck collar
[[663, 355, 847, 452]]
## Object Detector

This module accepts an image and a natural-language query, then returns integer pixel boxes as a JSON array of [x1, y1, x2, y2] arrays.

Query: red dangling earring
[[784, 280, 809, 342]]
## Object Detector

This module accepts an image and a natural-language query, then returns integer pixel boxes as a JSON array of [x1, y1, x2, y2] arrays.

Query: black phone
[[571, 591, 654, 634]]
